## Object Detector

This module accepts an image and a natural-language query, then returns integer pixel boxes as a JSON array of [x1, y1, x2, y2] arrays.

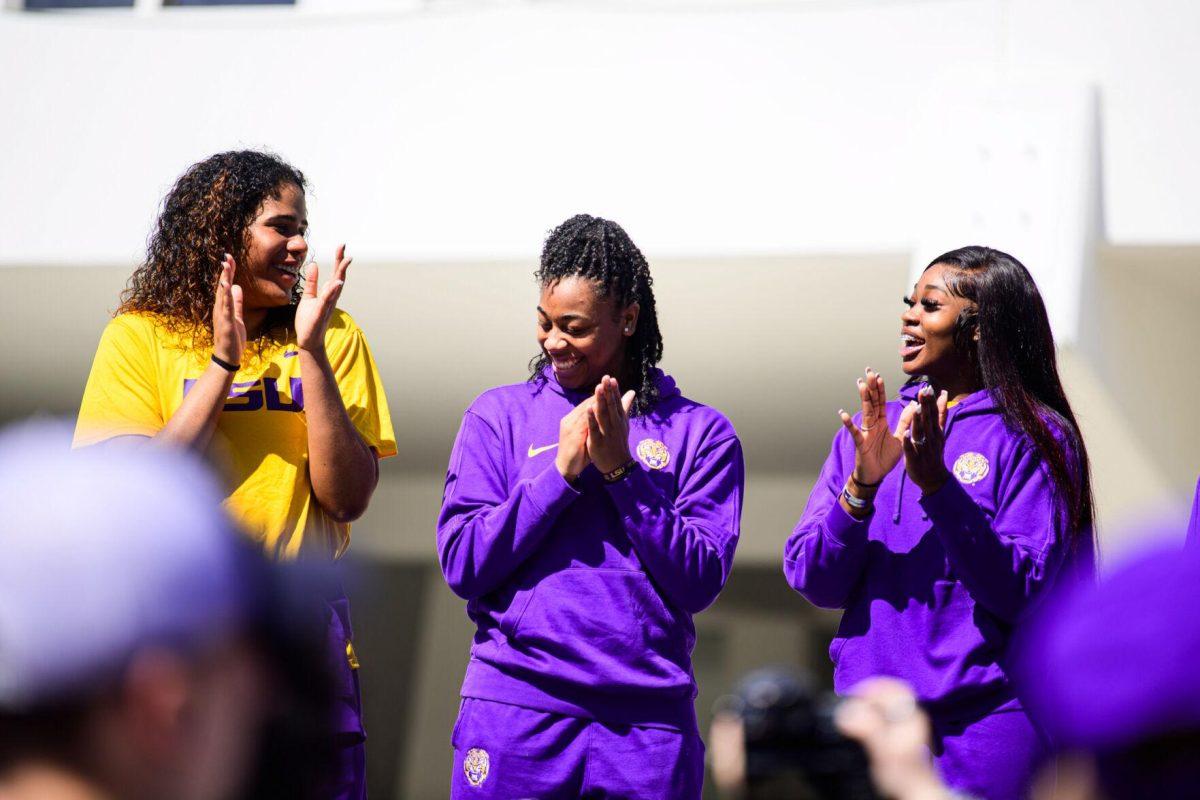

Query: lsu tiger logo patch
[[636, 438, 670, 470], [463, 747, 490, 787], [953, 452, 990, 485]]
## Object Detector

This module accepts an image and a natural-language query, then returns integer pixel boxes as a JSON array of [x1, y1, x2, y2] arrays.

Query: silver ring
[[911, 435, 926, 446]]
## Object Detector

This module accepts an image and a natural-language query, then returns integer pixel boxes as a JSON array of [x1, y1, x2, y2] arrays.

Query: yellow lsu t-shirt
[[73, 309, 397, 560]]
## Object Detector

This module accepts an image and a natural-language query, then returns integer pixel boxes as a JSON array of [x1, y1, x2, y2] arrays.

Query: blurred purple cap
[[0, 420, 254, 709], [1017, 537, 1200, 752]]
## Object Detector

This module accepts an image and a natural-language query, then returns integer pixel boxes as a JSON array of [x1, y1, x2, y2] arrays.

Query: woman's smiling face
[[900, 263, 977, 384], [236, 182, 309, 311], [537, 275, 638, 391]]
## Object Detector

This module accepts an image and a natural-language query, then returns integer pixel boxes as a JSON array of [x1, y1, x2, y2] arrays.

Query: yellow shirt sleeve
[[325, 310, 397, 459], [73, 315, 165, 447]]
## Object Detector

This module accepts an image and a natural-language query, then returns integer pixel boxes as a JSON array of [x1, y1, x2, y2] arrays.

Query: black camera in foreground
[[712, 667, 880, 800]]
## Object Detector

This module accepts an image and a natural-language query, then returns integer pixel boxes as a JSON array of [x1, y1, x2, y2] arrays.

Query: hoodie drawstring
[[893, 385, 964, 523], [893, 470, 905, 523]]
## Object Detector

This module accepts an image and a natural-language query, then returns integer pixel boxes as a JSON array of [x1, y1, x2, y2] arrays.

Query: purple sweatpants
[[932, 707, 1048, 800], [449, 697, 704, 799], [325, 593, 367, 800]]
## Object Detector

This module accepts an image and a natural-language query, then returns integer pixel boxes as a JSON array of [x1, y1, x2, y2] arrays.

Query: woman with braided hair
[[74, 150, 395, 800], [437, 214, 745, 798]]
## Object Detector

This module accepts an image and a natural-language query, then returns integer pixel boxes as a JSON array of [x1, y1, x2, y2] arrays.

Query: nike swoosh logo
[[527, 443, 559, 458]]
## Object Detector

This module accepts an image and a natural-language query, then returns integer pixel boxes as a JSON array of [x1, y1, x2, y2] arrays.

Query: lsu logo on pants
[[463, 747, 490, 787]]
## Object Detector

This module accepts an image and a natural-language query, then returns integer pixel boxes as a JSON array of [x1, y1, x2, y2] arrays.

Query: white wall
[[4, 0, 1199, 505], [2, 0, 1198, 268]]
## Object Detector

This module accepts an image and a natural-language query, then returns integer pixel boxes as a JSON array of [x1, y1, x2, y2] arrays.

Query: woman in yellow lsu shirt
[[74, 150, 395, 800]]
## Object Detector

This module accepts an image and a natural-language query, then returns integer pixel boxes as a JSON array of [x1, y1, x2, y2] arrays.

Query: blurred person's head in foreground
[[1017, 537, 1200, 800], [709, 666, 878, 800], [0, 422, 333, 800]]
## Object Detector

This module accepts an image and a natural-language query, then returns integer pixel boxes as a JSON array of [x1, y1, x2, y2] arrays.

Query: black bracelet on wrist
[[211, 353, 240, 373], [849, 474, 883, 489], [602, 459, 638, 484]]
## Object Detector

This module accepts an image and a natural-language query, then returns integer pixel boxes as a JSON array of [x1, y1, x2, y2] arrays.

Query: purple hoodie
[[437, 368, 744, 732], [784, 382, 1094, 716]]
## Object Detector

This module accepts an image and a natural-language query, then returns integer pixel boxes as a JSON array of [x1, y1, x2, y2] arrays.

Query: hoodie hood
[[891, 382, 1002, 524], [537, 365, 681, 410], [898, 380, 999, 423]]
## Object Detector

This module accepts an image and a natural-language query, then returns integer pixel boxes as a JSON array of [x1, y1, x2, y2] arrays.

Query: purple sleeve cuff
[[528, 460, 582, 518], [602, 463, 660, 514], [823, 496, 872, 547], [917, 475, 974, 522]]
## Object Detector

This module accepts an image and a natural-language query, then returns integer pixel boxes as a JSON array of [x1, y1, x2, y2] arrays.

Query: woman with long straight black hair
[[784, 246, 1095, 800]]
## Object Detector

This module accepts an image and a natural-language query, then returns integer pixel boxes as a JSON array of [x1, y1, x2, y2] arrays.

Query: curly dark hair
[[118, 150, 306, 351], [529, 214, 664, 415]]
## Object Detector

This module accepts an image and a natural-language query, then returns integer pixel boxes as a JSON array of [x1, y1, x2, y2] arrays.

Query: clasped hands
[[838, 368, 950, 498], [556, 376, 636, 483]]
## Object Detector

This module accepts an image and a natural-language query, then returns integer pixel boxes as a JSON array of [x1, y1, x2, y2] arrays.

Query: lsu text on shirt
[[74, 309, 396, 560]]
